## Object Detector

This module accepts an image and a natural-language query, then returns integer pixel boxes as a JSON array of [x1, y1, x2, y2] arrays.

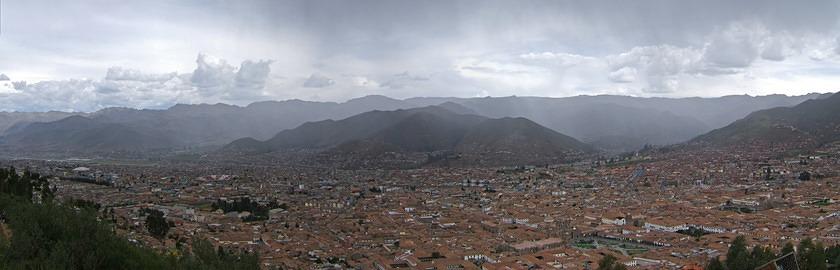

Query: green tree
[[750, 245, 776, 268], [705, 257, 725, 270], [144, 208, 171, 239], [177, 238, 259, 270], [801, 240, 827, 270], [826, 245, 840, 270], [0, 195, 174, 269], [800, 238, 816, 254], [0, 194, 259, 270], [781, 241, 796, 257], [39, 180, 54, 202], [711, 237, 837, 270], [726, 235, 752, 270], [598, 254, 627, 270], [0, 165, 260, 270]]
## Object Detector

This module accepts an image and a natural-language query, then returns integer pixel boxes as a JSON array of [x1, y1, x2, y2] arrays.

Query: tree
[[750, 245, 776, 269], [598, 254, 627, 270], [0, 167, 46, 202], [39, 180, 54, 202], [801, 240, 827, 270], [726, 235, 752, 270], [0, 194, 259, 270], [800, 238, 815, 254], [705, 257, 725, 270], [826, 245, 840, 270], [710, 237, 835, 270], [781, 241, 796, 257], [144, 209, 171, 239]]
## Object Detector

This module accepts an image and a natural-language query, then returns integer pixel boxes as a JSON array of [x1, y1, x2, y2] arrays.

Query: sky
[[2, 0, 840, 112]]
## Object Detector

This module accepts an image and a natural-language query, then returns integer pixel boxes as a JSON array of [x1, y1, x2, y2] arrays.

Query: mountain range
[[694, 92, 840, 146], [404, 93, 831, 151], [0, 116, 176, 154], [225, 104, 591, 165], [0, 93, 833, 158]]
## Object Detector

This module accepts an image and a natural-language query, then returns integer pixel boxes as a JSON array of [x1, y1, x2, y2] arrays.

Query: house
[[644, 218, 688, 233], [601, 213, 627, 226]]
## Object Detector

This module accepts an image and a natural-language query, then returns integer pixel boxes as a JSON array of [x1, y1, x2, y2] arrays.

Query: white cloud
[[596, 21, 839, 94], [190, 54, 236, 91], [0, 84, 19, 95], [454, 58, 551, 90], [0, 74, 24, 95], [608, 67, 637, 83], [105, 67, 177, 82], [186, 54, 273, 100], [351, 76, 380, 88], [0, 54, 277, 111], [809, 49, 831, 61], [606, 45, 703, 93], [518, 52, 594, 67]]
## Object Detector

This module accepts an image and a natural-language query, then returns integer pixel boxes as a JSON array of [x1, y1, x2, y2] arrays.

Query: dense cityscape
[[2, 137, 839, 269]]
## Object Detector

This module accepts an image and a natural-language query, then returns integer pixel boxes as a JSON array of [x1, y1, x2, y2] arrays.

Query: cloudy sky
[[2, 0, 840, 111]]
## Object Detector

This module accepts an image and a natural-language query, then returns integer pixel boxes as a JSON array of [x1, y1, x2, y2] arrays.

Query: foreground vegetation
[[706, 235, 840, 270], [0, 167, 259, 269]]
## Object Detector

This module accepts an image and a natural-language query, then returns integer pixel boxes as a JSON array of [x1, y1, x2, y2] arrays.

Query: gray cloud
[[761, 42, 786, 61], [835, 37, 840, 55], [701, 22, 763, 69], [3, 0, 840, 110], [12, 81, 27, 90], [94, 81, 122, 94], [191, 54, 236, 91], [303, 74, 335, 88], [608, 67, 637, 83], [380, 72, 429, 89], [106, 67, 177, 82], [235, 60, 273, 89], [0, 54, 277, 111], [607, 45, 702, 93]]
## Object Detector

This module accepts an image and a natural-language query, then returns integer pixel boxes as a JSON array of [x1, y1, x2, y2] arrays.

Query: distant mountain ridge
[[0, 93, 830, 157], [693, 92, 840, 146], [0, 115, 177, 153], [0, 111, 81, 136], [404, 93, 829, 151]]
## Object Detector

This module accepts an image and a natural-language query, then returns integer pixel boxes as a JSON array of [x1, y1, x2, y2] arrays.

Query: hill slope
[[0, 116, 178, 153], [224, 106, 592, 166], [407, 93, 827, 151], [693, 92, 840, 146]]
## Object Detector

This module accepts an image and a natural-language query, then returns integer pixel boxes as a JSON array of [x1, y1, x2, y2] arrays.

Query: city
[[2, 133, 839, 269], [2, 1, 840, 269]]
